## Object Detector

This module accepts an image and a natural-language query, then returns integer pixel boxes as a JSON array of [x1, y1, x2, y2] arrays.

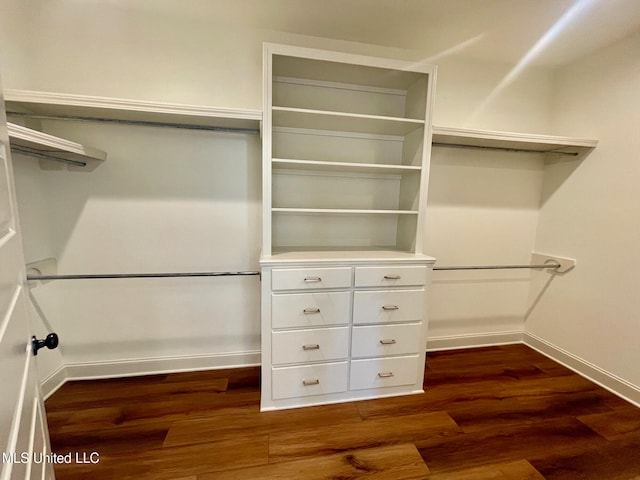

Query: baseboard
[[427, 330, 523, 352], [41, 365, 68, 401], [41, 350, 260, 392], [524, 333, 640, 407]]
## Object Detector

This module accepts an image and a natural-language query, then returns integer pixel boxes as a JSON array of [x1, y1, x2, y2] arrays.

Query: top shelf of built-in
[[432, 125, 598, 156]]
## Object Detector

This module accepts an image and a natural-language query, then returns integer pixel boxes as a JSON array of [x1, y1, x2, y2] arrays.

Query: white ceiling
[[130, 0, 640, 67]]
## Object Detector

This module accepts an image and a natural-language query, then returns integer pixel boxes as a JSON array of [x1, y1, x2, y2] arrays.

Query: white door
[[0, 82, 55, 478]]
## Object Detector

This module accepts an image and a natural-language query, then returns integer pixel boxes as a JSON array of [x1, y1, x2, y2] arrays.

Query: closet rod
[[27, 271, 260, 281], [431, 142, 578, 156], [7, 112, 261, 135], [433, 263, 561, 271], [11, 146, 88, 167]]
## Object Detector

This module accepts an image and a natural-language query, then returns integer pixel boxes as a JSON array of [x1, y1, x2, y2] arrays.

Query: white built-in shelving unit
[[263, 46, 436, 255], [260, 44, 438, 411]]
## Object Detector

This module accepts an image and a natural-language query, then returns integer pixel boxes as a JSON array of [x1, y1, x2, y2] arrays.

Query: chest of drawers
[[260, 254, 434, 411]]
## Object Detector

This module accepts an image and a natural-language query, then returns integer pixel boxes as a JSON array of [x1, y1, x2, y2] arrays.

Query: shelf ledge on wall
[[432, 125, 598, 156], [8, 123, 107, 171], [4, 89, 262, 132], [531, 252, 576, 273]]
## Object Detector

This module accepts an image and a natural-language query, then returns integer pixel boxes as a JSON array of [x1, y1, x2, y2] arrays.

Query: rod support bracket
[[531, 252, 576, 273]]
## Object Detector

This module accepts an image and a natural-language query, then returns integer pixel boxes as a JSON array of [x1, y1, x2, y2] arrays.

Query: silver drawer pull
[[378, 372, 395, 378], [383, 274, 401, 280], [303, 379, 320, 386], [302, 344, 320, 350], [303, 307, 321, 314], [379, 339, 397, 345], [382, 305, 399, 311], [304, 276, 322, 283]]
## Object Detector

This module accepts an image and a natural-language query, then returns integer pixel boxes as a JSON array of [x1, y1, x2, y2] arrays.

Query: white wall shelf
[[432, 125, 598, 155], [272, 208, 419, 214], [273, 107, 424, 136], [7, 122, 106, 171], [273, 158, 421, 175], [4, 89, 262, 132]]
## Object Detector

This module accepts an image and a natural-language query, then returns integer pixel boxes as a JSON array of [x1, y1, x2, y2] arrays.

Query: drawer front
[[272, 291, 351, 328], [272, 327, 350, 365], [351, 323, 423, 358], [349, 356, 419, 391], [272, 267, 352, 291], [272, 362, 348, 400], [353, 289, 424, 324], [354, 265, 428, 287]]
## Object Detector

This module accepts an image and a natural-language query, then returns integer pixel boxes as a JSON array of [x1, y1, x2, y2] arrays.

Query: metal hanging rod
[[7, 112, 261, 135], [11, 145, 88, 167], [433, 263, 561, 271], [27, 271, 261, 281], [431, 142, 578, 156]]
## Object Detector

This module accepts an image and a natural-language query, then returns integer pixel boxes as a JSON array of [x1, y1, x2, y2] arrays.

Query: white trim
[[0, 285, 22, 343], [40, 366, 67, 401], [60, 350, 261, 382], [523, 333, 640, 407], [0, 228, 16, 250], [1, 350, 31, 480], [426, 330, 523, 351]]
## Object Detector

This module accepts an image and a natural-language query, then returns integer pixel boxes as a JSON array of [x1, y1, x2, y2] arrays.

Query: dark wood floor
[[45, 344, 640, 479]]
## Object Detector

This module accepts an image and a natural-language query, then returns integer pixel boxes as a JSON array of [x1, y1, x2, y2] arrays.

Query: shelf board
[[272, 107, 424, 136], [4, 89, 262, 132], [7, 122, 106, 171], [272, 158, 421, 175], [432, 125, 598, 155], [263, 248, 436, 264], [272, 208, 418, 215]]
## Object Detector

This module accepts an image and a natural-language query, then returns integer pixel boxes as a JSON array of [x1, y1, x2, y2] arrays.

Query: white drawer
[[353, 289, 424, 324], [272, 327, 350, 365], [272, 267, 352, 291], [272, 291, 350, 328], [272, 362, 348, 400], [354, 265, 428, 287], [351, 323, 423, 358], [349, 356, 420, 391]]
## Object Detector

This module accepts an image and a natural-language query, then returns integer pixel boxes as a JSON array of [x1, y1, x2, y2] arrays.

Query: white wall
[[527, 32, 640, 396], [2, 1, 559, 380]]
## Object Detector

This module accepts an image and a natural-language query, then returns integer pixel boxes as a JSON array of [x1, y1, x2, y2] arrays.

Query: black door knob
[[32, 333, 59, 355]]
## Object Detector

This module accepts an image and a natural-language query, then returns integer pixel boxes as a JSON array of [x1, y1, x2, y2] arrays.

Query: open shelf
[[4, 89, 262, 132], [272, 208, 419, 215], [272, 158, 421, 175], [7, 122, 106, 170], [432, 125, 598, 155], [272, 107, 424, 136]]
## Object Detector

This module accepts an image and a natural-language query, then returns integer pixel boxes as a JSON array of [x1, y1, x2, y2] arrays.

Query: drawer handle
[[303, 344, 320, 350], [378, 372, 395, 378], [384, 274, 401, 280], [303, 308, 321, 314], [304, 276, 322, 283], [303, 379, 320, 386], [379, 339, 397, 345], [382, 305, 399, 311]]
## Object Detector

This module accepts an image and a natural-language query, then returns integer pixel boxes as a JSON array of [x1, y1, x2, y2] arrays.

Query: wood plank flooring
[[45, 344, 640, 479]]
